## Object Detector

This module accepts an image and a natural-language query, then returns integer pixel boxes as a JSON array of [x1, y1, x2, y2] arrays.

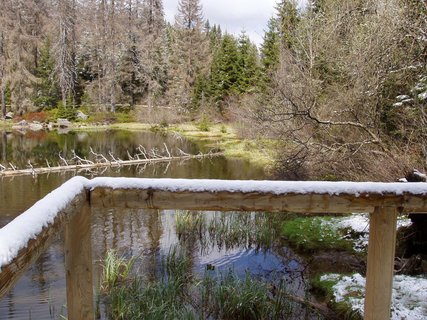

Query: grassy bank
[[77, 122, 276, 169]]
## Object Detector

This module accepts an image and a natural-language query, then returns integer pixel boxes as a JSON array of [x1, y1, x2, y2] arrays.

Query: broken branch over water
[[0, 146, 223, 177]]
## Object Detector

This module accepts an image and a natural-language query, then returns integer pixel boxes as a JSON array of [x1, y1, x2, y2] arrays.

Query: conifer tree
[[260, 17, 280, 79], [237, 32, 260, 94], [209, 34, 239, 109], [33, 39, 60, 109]]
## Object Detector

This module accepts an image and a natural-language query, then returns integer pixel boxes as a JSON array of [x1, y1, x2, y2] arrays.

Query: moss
[[282, 217, 354, 253]]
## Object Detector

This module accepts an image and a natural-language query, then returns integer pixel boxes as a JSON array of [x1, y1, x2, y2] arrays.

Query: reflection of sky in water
[[0, 130, 276, 319]]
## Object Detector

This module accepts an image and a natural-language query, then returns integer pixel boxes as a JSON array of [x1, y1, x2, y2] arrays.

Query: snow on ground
[[321, 213, 412, 251], [321, 273, 427, 320]]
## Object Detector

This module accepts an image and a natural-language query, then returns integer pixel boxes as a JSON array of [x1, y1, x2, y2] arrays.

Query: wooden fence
[[1, 177, 427, 320]]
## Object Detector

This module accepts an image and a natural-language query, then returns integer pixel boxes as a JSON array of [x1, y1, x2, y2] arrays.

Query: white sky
[[163, 0, 307, 46]]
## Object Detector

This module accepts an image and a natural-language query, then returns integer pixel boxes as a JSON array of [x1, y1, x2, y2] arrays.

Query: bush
[[197, 116, 211, 132]]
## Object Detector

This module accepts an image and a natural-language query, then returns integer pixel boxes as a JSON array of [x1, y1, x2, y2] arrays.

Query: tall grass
[[101, 250, 135, 292], [99, 247, 302, 320]]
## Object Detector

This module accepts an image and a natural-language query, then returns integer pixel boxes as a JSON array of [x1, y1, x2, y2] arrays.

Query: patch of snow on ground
[[321, 273, 427, 320], [322, 214, 412, 251]]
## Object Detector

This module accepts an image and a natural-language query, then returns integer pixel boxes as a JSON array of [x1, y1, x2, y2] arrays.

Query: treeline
[[0, 0, 262, 117], [0, 0, 426, 179]]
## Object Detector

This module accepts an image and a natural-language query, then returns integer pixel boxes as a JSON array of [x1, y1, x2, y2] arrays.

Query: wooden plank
[[0, 190, 87, 299], [89, 187, 427, 214], [364, 206, 397, 320], [64, 202, 94, 320]]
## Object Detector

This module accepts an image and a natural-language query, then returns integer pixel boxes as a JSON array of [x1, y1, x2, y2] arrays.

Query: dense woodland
[[0, 0, 426, 180]]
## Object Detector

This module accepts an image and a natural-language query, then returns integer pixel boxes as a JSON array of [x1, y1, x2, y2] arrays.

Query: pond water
[[0, 129, 316, 319]]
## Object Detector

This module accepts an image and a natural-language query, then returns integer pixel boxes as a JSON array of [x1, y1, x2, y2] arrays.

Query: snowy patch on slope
[[321, 273, 427, 319]]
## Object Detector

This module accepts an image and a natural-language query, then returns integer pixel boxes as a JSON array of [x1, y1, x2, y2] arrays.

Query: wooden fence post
[[64, 201, 94, 320], [364, 206, 397, 320]]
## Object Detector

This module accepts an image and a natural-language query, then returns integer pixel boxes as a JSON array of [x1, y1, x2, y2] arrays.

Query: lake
[[0, 129, 316, 319]]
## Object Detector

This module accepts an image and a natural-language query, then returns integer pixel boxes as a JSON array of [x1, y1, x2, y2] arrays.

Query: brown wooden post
[[64, 201, 94, 320], [364, 206, 397, 320]]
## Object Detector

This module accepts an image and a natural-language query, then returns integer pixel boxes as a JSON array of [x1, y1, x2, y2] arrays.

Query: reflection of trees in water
[[0, 130, 198, 169]]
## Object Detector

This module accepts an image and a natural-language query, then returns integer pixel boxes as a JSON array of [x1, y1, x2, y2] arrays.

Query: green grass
[[100, 245, 301, 320], [282, 217, 354, 252], [101, 250, 135, 292]]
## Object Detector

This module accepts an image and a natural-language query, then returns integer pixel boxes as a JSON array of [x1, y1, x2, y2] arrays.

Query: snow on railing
[[1, 176, 427, 320]]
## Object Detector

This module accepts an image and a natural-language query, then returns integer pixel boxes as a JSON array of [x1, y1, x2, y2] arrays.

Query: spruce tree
[[237, 31, 260, 94], [260, 17, 280, 78], [209, 34, 239, 109], [33, 39, 60, 109]]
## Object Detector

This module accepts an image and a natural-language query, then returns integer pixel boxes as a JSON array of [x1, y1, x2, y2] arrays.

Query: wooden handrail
[[1, 177, 426, 320]]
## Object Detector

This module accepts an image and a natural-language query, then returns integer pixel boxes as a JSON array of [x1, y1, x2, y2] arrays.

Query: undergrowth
[[282, 217, 354, 253]]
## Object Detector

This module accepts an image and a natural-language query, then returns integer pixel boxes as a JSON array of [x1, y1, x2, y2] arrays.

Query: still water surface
[[0, 129, 311, 319]]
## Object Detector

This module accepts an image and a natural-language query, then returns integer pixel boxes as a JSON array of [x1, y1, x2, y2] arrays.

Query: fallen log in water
[[0, 146, 223, 177]]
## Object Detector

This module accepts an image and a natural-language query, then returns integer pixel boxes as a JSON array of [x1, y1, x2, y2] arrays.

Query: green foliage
[[282, 217, 354, 252], [101, 247, 297, 320], [236, 32, 260, 94], [209, 272, 271, 320], [32, 38, 60, 110], [101, 250, 135, 292], [55, 103, 78, 121], [209, 34, 240, 103], [260, 17, 280, 83], [197, 115, 211, 132], [276, 0, 300, 49]]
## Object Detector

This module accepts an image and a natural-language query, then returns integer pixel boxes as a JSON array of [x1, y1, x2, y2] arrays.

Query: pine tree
[[33, 39, 60, 109], [209, 34, 239, 109], [236, 31, 260, 94], [260, 17, 280, 78], [276, 0, 300, 49]]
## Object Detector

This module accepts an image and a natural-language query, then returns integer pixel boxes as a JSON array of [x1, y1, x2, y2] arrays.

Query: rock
[[57, 118, 72, 128], [5, 112, 13, 119], [17, 120, 28, 126], [29, 123, 43, 131], [76, 110, 88, 120]]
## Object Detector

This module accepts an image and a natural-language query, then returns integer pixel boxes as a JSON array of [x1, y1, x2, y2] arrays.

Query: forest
[[0, 0, 426, 180]]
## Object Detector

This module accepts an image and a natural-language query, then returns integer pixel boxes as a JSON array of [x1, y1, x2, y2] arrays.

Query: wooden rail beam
[[89, 187, 427, 214], [64, 202, 94, 320], [0, 190, 88, 299], [364, 206, 398, 320]]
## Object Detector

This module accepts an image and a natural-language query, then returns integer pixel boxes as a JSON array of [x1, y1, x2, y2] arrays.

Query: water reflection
[[0, 129, 279, 320]]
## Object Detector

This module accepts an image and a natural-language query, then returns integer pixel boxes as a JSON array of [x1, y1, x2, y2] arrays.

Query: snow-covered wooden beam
[[89, 177, 427, 214], [0, 184, 88, 298]]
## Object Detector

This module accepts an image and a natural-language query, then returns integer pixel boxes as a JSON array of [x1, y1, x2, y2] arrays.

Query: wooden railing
[[1, 177, 427, 320]]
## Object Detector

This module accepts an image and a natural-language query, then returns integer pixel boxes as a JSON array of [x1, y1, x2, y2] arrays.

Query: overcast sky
[[163, 0, 306, 46]]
